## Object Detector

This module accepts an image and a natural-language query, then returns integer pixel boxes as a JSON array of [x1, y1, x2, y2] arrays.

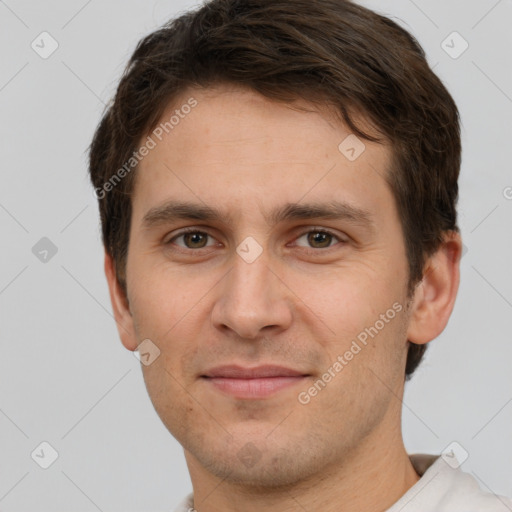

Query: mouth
[[201, 365, 310, 399]]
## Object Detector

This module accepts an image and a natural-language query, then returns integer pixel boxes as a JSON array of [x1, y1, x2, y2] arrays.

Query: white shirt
[[172, 453, 512, 511]]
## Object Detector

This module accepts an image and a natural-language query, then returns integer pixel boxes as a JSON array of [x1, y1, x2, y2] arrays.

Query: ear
[[104, 250, 138, 351], [406, 231, 462, 345]]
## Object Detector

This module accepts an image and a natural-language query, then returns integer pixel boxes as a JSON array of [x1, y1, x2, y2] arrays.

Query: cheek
[[293, 268, 403, 338], [141, 361, 210, 445], [298, 275, 409, 406], [127, 281, 202, 403], [303, 310, 409, 419], [127, 260, 206, 333]]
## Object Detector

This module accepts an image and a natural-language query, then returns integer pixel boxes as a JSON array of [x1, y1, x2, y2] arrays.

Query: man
[[88, 0, 512, 510]]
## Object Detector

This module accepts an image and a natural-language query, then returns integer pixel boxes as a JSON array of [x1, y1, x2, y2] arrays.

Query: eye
[[294, 229, 343, 249], [167, 229, 217, 249], [164, 227, 345, 254]]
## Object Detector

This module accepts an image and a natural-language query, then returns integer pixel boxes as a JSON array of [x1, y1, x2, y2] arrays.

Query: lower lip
[[204, 376, 307, 399]]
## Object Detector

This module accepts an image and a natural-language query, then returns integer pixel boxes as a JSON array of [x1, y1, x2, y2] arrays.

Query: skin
[[105, 83, 461, 512]]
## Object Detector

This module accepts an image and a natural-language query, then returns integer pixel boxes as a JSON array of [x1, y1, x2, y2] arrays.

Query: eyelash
[[165, 227, 345, 254]]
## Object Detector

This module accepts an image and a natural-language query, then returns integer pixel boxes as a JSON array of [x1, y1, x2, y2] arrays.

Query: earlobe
[[104, 251, 138, 351], [406, 231, 462, 345]]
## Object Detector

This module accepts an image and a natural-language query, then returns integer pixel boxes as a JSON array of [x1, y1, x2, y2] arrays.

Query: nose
[[210, 250, 293, 340]]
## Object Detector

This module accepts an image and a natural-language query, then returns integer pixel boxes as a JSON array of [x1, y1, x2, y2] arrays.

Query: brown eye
[[307, 231, 333, 248], [183, 232, 208, 248], [295, 230, 340, 249], [169, 230, 215, 249]]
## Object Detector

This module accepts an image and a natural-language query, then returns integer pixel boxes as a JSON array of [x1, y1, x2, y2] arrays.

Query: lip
[[201, 365, 310, 399], [202, 365, 307, 379]]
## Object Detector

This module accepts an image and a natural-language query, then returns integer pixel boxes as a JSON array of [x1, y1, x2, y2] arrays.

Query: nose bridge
[[231, 251, 271, 302], [211, 247, 292, 339]]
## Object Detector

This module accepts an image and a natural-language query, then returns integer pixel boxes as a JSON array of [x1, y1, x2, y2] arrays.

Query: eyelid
[[164, 225, 347, 251], [166, 226, 209, 239]]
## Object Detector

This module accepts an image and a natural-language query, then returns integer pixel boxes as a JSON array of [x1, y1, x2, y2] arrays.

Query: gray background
[[0, 0, 511, 510]]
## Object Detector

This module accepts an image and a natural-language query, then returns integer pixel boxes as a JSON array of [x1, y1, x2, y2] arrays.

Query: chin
[[186, 432, 330, 489]]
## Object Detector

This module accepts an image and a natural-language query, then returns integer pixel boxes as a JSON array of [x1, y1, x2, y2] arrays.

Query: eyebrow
[[141, 200, 375, 232]]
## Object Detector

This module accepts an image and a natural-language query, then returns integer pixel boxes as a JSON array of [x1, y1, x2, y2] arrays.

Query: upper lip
[[202, 365, 308, 379]]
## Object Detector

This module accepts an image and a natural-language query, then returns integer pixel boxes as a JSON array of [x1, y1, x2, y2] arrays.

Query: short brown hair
[[88, 0, 461, 378]]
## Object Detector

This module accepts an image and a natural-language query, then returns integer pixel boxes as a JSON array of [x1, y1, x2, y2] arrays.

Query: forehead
[[132, 84, 394, 224], [151, 83, 377, 155]]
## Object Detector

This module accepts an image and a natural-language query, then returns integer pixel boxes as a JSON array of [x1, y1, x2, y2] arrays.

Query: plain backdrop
[[1, 0, 511, 510]]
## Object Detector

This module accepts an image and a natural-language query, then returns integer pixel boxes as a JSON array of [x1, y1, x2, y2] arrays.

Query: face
[[119, 84, 417, 486]]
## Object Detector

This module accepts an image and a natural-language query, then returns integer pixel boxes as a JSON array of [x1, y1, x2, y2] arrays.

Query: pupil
[[185, 232, 206, 248], [308, 231, 331, 248]]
